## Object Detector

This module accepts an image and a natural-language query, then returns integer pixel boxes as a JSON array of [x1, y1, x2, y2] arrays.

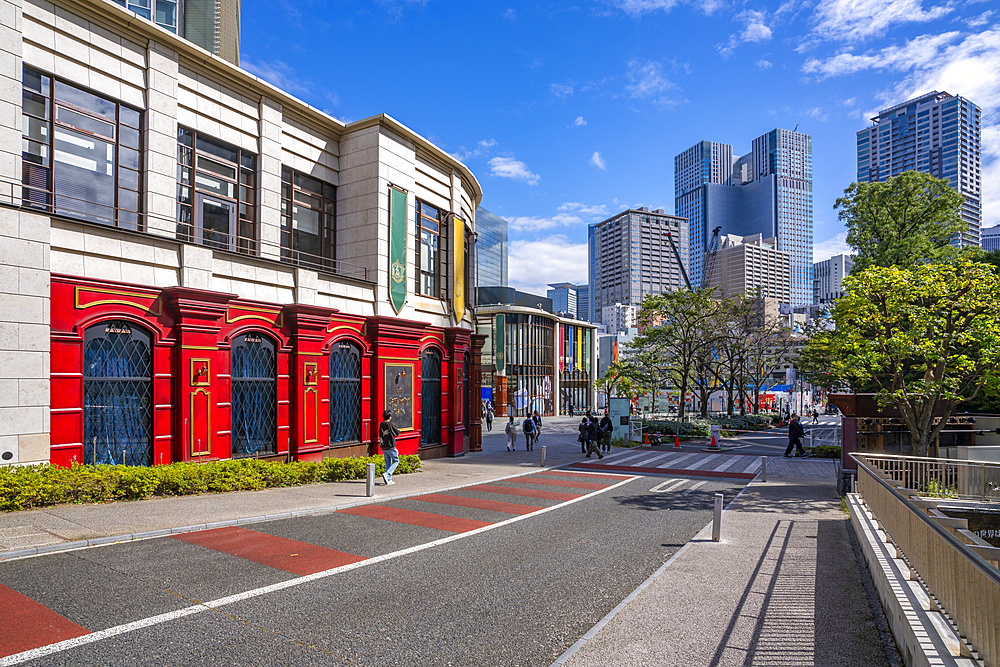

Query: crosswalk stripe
[[741, 459, 763, 473], [713, 457, 746, 473], [657, 453, 698, 468], [662, 479, 689, 492], [631, 453, 671, 468], [682, 481, 708, 495], [649, 478, 679, 492], [683, 454, 723, 470]]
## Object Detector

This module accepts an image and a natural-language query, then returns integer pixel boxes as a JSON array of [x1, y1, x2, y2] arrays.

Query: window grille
[[329, 342, 362, 445], [231, 332, 277, 457], [83, 321, 153, 466], [421, 349, 442, 446]]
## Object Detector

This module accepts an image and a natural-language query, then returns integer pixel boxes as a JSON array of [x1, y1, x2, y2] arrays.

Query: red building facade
[[50, 274, 484, 468]]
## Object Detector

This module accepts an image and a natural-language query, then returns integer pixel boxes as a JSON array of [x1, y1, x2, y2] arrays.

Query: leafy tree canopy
[[837, 171, 966, 272]]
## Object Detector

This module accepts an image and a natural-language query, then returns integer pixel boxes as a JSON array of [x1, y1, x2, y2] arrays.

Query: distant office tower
[[588, 208, 688, 324], [675, 129, 813, 305], [983, 225, 1000, 252], [600, 303, 638, 334], [112, 0, 241, 64], [857, 92, 982, 246], [704, 234, 790, 302], [813, 254, 854, 305], [576, 284, 590, 322], [475, 208, 509, 289], [547, 283, 578, 318]]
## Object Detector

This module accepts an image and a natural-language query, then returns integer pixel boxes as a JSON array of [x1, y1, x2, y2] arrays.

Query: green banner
[[388, 187, 407, 314], [494, 313, 505, 374]]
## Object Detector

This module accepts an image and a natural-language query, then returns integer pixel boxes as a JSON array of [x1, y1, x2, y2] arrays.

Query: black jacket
[[379, 420, 400, 450], [788, 419, 805, 441]]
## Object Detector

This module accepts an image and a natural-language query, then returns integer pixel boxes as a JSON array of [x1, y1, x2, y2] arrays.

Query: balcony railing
[[2, 179, 370, 283], [854, 453, 1000, 667], [858, 452, 1000, 502]]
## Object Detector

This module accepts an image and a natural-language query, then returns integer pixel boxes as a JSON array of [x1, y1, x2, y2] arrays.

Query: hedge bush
[[809, 445, 842, 459], [0, 454, 421, 512]]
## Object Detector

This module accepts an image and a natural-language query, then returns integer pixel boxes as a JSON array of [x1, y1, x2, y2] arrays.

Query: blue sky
[[241, 0, 999, 296]]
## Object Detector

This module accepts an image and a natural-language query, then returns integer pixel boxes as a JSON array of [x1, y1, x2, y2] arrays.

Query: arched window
[[421, 349, 442, 447], [231, 332, 277, 458], [83, 320, 152, 466], [329, 341, 362, 445]]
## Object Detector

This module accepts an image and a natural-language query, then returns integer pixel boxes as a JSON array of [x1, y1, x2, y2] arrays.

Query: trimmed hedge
[[0, 455, 421, 512], [645, 414, 776, 438], [809, 445, 842, 459]]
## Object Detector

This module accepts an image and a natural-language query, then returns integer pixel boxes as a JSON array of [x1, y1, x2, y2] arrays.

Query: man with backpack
[[522, 412, 536, 451], [599, 412, 613, 452], [378, 410, 400, 485]]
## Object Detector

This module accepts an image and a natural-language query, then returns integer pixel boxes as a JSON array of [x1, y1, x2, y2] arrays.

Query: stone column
[[144, 40, 179, 239], [258, 96, 282, 261], [0, 0, 22, 206]]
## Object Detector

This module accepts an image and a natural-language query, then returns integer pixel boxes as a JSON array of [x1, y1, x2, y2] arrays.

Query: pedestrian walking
[[485, 404, 494, 432], [532, 410, 542, 441], [523, 413, 536, 451], [578, 417, 590, 455], [585, 417, 604, 459], [505, 415, 517, 451], [812, 409, 819, 424], [600, 413, 613, 452], [568, 402, 574, 417], [378, 410, 400, 485], [784, 414, 808, 457]]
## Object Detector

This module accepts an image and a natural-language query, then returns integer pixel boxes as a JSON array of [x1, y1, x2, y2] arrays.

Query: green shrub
[[809, 445, 841, 459], [0, 453, 422, 512]]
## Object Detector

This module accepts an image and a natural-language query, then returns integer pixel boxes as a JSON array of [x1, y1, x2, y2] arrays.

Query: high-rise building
[[704, 234, 790, 302], [576, 284, 590, 322], [813, 254, 854, 305], [674, 129, 813, 305], [588, 208, 688, 324], [113, 0, 241, 64], [600, 303, 638, 334], [547, 283, 577, 318], [475, 208, 509, 289], [983, 225, 1000, 252], [857, 91, 982, 246]]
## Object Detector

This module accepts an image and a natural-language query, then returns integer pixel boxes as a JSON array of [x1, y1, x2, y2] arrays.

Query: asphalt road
[[0, 469, 745, 666]]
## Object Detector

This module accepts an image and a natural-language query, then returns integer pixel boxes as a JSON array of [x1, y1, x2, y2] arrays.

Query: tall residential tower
[[857, 92, 982, 246], [674, 128, 814, 305], [474, 208, 509, 289]]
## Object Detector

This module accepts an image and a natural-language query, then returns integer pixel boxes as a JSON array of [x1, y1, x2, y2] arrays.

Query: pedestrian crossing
[[571, 448, 764, 480]]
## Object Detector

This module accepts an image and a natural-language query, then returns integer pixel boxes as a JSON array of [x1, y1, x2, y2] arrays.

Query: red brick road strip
[[464, 484, 582, 502], [414, 493, 542, 516], [339, 505, 492, 532], [173, 526, 365, 576], [0, 584, 89, 658], [571, 462, 757, 480]]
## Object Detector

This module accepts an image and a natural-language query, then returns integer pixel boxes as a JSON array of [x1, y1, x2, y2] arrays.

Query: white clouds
[[813, 232, 852, 263], [809, 0, 953, 43], [806, 106, 829, 122], [242, 59, 313, 97], [560, 202, 610, 217], [756, 59, 773, 69], [489, 156, 540, 185], [506, 202, 611, 233], [453, 138, 498, 162], [508, 235, 589, 296], [591, 152, 607, 170], [720, 10, 773, 58], [550, 82, 575, 99], [574, 116, 587, 126], [802, 32, 961, 79], [502, 7, 516, 21], [605, 0, 721, 18], [625, 60, 679, 106], [966, 10, 994, 28]]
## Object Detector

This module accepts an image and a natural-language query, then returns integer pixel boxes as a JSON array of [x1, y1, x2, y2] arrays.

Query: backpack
[[523, 418, 534, 434]]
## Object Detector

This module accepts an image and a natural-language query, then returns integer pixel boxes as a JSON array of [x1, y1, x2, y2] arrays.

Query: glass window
[[280, 167, 336, 271], [21, 67, 142, 230], [177, 127, 256, 253], [83, 320, 153, 466], [231, 332, 277, 458], [329, 342, 362, 445], [415, 200, 448, 299], [421, 349, 442, 447]]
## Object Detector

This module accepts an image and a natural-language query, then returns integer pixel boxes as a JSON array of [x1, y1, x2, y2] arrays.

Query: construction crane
[[701, 226, 723, 289], [664, 231, 692, 291]]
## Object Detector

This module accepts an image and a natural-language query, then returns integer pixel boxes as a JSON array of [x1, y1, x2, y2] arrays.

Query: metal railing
[[859, 453, 1000, 502], [854, 453, 1000, 666], [1, 179, 370, 282]]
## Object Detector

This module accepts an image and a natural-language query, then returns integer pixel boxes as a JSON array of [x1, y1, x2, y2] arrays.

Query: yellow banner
[[453, 216, 465, 322]]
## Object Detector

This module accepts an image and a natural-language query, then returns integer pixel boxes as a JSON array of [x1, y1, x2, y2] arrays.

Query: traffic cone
[[674, 435, 680, 449], [644, 434, 649, 445]]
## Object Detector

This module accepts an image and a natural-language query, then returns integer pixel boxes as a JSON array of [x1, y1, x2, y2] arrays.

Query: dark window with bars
[[281, 167, 336, 271], [329, 341, 362, 445], [231, 332, 277, 458], [21, 67, 142, 229], [420, 349, 442, 447], [415, 200, 448, 299], [176, 127, 256, 254]]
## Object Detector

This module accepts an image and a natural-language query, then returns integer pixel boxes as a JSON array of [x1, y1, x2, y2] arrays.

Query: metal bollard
[[366, 462, 375, 497], [540, 445, 546, 467], [712, 493, 724, 542], [761, 456, 767, 483]]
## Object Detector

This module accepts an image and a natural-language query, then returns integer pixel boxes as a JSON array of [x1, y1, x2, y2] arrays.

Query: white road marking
[[681, 481, 708, 495], [661, 479, 689, 492], [649, 479, 680, 492], [712, 456, 746, 473], [0, 474, 639, 666], [630, 453, 671, 468], [657, 453, 699, 468], [683, 454, 723, 470]]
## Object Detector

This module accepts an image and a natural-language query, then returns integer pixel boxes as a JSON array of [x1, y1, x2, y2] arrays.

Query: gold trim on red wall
[[304, 387, 318, 444], [189, 388, 212, 457], [190, 358, 211, 387]]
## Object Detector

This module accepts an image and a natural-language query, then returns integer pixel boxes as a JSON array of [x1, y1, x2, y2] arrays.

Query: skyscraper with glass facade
[[983, 225, 1000, 252], [588, 208, 688, 324], [474, 207, 509, 289], [857, 91, 982, 246], [112, 0, 241, 65], [674, 128, 814, 305], [546, 283, 577, 318]]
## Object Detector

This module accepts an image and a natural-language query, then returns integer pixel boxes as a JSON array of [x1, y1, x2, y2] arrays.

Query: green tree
[[827, 260, 1000, 456], [836, 171, 966, 272]]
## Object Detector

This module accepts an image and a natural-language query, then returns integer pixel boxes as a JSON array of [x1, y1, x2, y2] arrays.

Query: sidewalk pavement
[[556, 471, 893, 667], [0, 417, 894, 667]]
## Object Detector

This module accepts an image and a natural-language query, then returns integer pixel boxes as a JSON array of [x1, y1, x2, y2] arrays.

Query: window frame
[[414, 199, 449, 300], [280, 166, 337, 271]]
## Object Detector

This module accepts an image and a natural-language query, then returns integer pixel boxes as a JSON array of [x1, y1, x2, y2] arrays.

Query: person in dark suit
[[784, 414, 808, 457]]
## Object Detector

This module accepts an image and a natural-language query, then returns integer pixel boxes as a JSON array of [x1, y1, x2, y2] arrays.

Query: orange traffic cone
[[644, 434, 649, 445], [674, 435, 681, 449]]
